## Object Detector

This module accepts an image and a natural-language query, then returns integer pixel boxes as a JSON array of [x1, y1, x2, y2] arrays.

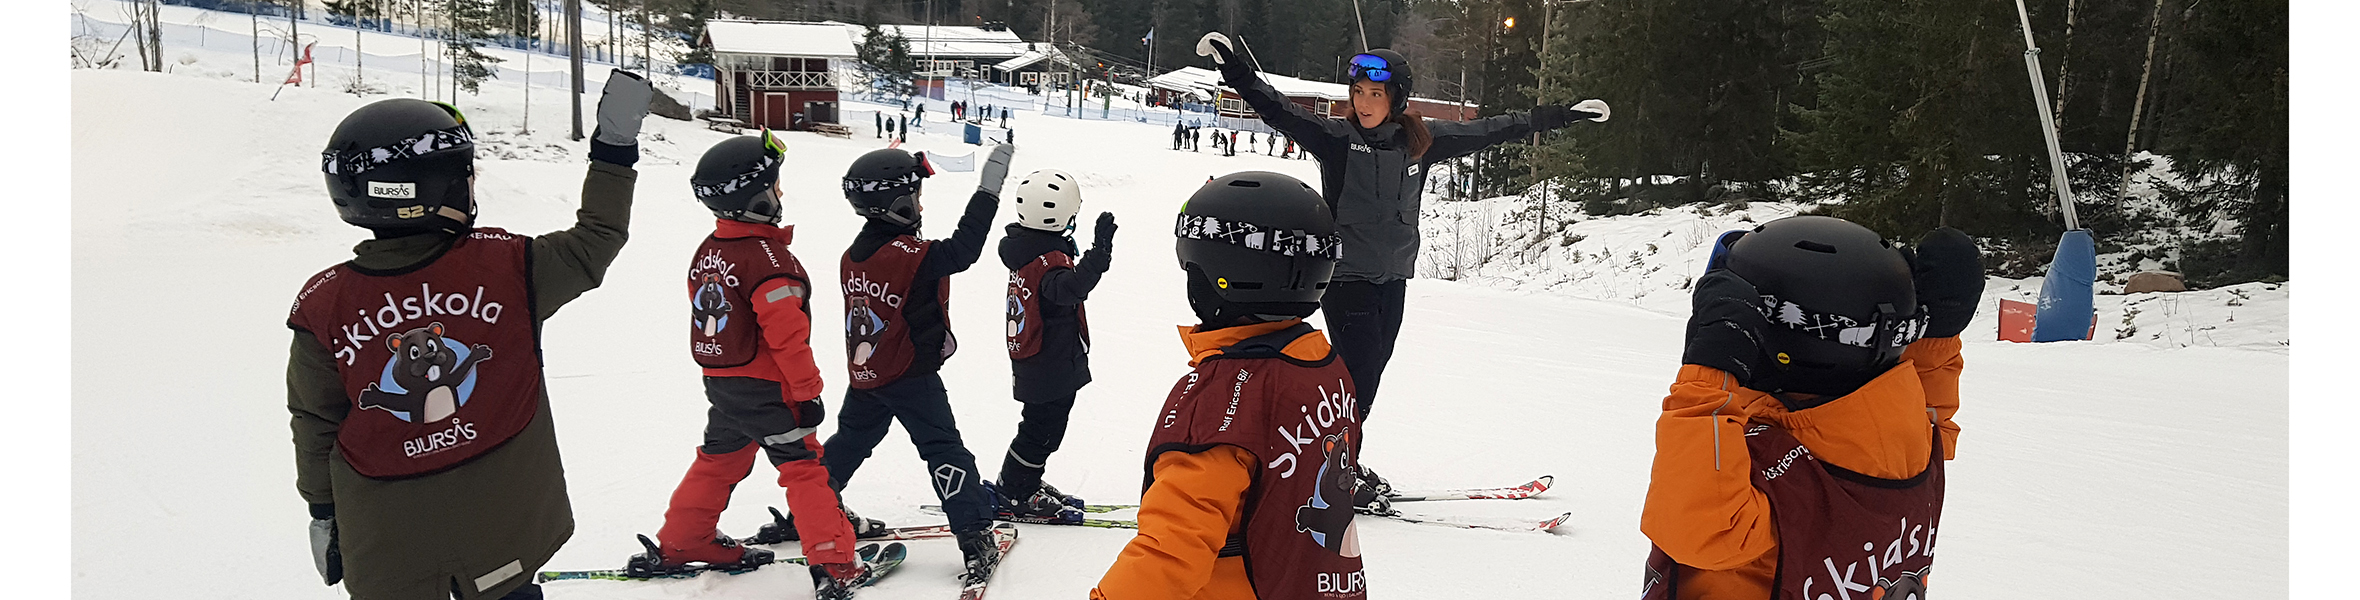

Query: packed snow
[[71, 16, 2286, 600]]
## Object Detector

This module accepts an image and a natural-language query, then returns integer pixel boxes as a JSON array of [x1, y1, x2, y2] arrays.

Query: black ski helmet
[[692, 132, 785, 224], [842, 148, 932, 227], [1347, 49, 1415, 116], [321, 98, 477, 232], [1722, 215, 1928, 397], [1175, 172, 1342, 326]]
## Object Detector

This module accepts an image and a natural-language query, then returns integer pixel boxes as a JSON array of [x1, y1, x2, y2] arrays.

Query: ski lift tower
[[2012, 0, 2096, 342]]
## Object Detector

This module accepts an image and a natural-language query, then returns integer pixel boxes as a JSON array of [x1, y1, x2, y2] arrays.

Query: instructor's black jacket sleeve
[[1424, 113, 1540, 163], [1223, 66, 1350, 162], [916, 190, 1002, 281]]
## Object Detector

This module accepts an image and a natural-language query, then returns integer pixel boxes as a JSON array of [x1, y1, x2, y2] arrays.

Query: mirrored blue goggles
[[1347, 54, 1393, 83]]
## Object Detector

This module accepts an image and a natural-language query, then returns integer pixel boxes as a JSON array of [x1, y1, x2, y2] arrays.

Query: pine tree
[[2144, 0, 2288, 283], [857, 22, 917, 98], [445, 0, 505, 95]]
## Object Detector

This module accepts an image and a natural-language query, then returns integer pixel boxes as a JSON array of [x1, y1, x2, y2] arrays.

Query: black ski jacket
[[845, 188, 999, 378], [997, 225, 1109, 399], [1221, 62, 1559, 284]]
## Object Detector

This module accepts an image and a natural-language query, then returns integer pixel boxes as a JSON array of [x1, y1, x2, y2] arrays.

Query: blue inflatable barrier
[[2032, 229, 2096, 342], [964, 123, 982, 145]]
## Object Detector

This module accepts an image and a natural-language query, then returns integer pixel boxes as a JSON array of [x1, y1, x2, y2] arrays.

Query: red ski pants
[[658, 376, 856, 565]]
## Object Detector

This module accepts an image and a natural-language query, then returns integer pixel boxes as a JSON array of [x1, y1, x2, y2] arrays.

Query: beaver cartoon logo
[[846, 297, 888, 365], [356, 322, 493, 423], [691, 273, 732, 337], [1875, 569, 1928, 600], [1292, 432, 1363, 558], [1005, 293, 1026, 338]]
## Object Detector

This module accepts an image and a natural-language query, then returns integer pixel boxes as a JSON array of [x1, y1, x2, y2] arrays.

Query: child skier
[[827, 144, 1019, 584], [1639, 216, 1980, 600], [992, 169, 1118, 523], [288, 72, 652, 599], [626, 131, 893, 599], [1092, 172, 1365, 600]]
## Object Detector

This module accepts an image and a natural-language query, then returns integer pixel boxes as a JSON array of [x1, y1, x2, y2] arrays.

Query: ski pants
[[1323, 279, 1407, 422], [823, 371, 993, 534], [657, 376, 856, 565], [997, 388, 1079, 500]]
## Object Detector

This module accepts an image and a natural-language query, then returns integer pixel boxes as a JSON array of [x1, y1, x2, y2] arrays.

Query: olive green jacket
[[287, 160, 635, 600]]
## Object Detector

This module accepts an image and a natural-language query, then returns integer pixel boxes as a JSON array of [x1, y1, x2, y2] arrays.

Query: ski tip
[[1541, 512, 1572, 531], [1534, 475, 1554, 488]]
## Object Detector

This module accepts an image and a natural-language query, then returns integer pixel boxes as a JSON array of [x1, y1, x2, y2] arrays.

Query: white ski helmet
[[1012, 169, 1083, 232]]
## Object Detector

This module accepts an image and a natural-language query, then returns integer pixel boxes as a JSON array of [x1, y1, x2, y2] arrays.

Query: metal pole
[[2011, 0, 2080, 230], [1349, 0, 1369, 49], [568, 0, 583, 140]]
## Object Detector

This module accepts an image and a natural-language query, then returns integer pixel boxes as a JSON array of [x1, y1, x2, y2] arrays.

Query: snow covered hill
[[71, 33, 2286, 600]]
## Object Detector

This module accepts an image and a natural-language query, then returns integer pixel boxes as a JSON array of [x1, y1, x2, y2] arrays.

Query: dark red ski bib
[[1642, 424, 1945, 600], [286, 228, 542, 479], [1004, 251, 1089, 360], [1144, 325, 1367, 600], [840, 235, 950, 389], [688, 235, 810, 368]]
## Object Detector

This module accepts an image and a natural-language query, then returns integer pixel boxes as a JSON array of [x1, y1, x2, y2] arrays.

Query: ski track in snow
[[72, 36, 2285, 600]]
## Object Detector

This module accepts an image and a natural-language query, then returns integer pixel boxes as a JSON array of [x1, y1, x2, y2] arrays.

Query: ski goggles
[[1174, 213, 1343, 261], [321, 101, 476, 177], [1347, 54, 1395, 83], [1753, 293, 1930, 358], [692, 130, 788, 200]]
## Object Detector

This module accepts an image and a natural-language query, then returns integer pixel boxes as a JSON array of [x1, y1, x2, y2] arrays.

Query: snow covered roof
[[993, 48, 1076, 72], [703, 21, 858, 58], [834, 23, 1034, 60]]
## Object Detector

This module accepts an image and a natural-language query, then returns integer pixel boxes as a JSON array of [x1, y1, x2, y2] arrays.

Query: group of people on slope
[[286, 27, 1981, 600], [1172, 121, 1306, 159]]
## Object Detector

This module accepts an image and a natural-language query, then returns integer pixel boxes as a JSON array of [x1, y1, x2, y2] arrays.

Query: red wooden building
[[699, 21, 858, 131]]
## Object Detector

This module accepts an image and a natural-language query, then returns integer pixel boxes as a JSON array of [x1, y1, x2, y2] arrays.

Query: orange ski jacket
[[1091, 319, 1337, 600], [1639, 336, 1963, 598]]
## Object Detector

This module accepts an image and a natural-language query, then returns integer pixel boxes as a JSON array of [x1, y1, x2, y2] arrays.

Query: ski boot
[[808, 542, 906, 600], [750, 506, 893, 544], [1352, 467, 1398, 515], [954, 529, 1004, 584], [1036, 480, 1087, 509], [623, 531, 773, 578], [990, 480, 1084, 524]]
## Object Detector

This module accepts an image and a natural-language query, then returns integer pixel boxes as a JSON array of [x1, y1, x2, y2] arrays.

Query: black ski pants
[[822, 371, 993, 534], [1322, 279, 1407, 422], [996, 389, 1078, 500]]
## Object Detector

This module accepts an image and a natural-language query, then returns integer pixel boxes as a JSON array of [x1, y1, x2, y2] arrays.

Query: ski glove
[[593, 69, 656, 148], [1910, 227, 1985, 339], [978, 143, 1017, 197], [1080, 212, 1117, 275], [1571, 99, 1611, 123], [1683, 270, 1783, 392], [309, 503, 343, 586], [1196, 32, 1238, 66]]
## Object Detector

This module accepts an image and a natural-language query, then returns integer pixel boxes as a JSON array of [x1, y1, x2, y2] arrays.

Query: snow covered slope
[[72, 51, 2285, 600]]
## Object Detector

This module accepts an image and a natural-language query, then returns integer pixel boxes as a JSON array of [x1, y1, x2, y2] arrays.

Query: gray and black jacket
[[1222, 63, 1558, 284], [287, 160, 634, 600]]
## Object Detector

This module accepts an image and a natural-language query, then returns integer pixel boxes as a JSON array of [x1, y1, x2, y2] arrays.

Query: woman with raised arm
[[1194, 32, 1609, 509]]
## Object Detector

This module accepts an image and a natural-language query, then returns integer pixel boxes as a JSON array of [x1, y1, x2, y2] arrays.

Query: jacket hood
[[998, 223, 1076, 270], [1753, 362, 1938, 480]]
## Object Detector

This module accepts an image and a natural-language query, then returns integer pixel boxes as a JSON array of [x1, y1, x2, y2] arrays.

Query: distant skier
[[829, 145, 1019, 585], [1639, 217, 1979, 600], [992, 169, 1117, 524], [1172, 122, 1187, 150], [1225, 130, 1237, 156], [630, 131, 896, 598], [1093, 172, 1363, 600], [1198, 32, 1610, 508], [288, 71, 653, 600]]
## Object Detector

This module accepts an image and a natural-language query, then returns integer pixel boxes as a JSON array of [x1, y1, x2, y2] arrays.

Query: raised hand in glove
[[590, 69, 656, 166], [1683, 270, 1782, 392], [1196, 32, 1239, 66], [978, 143, 1017, 197], [1910, 227, 1985, 339], [1080, 212, 1117, 274], [309, 503, 343, 586]]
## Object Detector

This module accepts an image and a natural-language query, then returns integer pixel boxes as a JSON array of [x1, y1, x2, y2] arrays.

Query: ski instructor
[[1194, 32, 1608, 504]]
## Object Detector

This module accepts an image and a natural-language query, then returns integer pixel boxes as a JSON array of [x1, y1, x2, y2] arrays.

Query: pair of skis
[[927, 475, 1567, 533], [536, 522, 1024, 599], [534, 535, 907, 583]]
